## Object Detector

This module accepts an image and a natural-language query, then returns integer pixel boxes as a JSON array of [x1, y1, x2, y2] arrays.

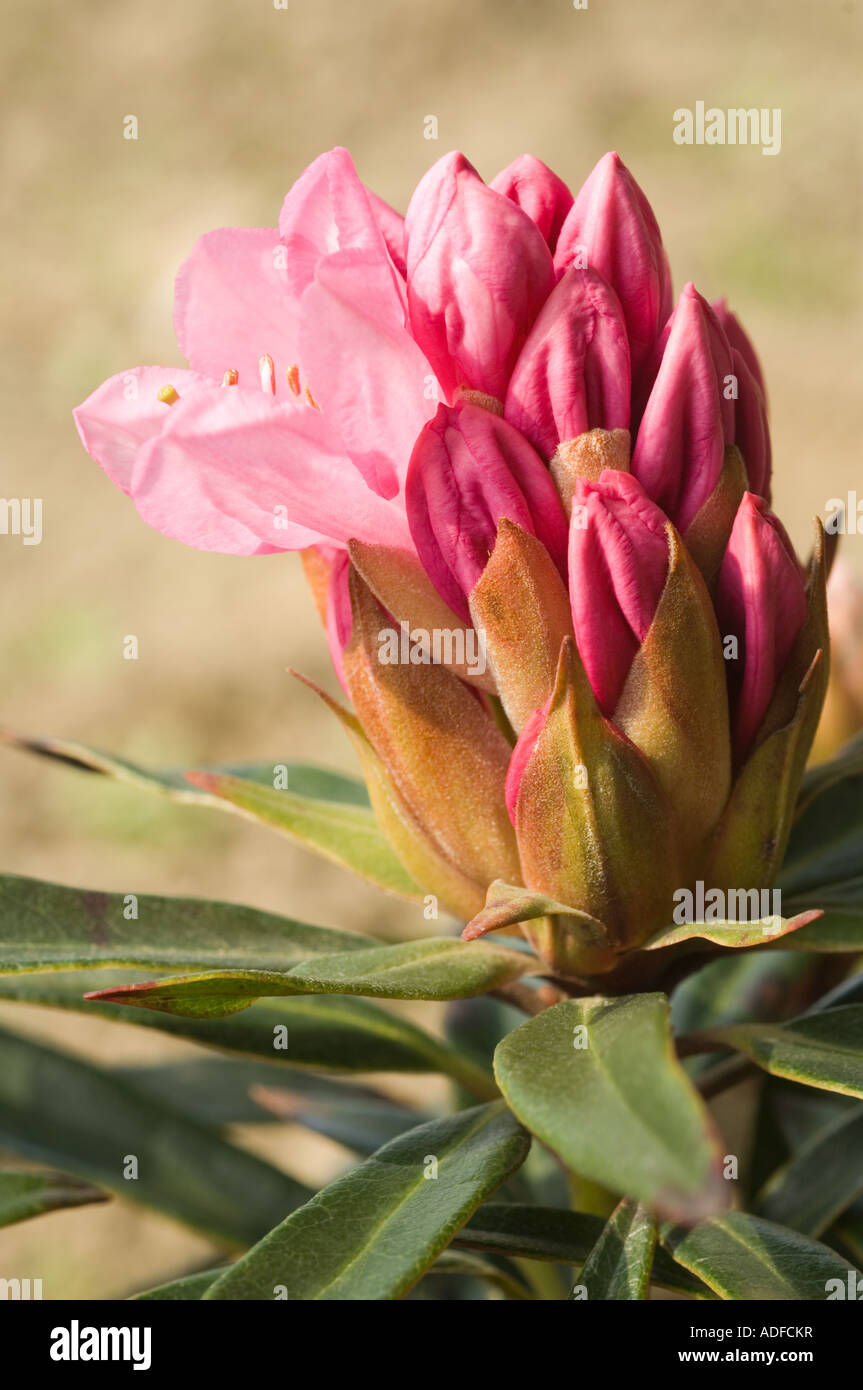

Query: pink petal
[[74, 365, 213, 494], [277, 147, 399, 299], [716, 493, 807, 762], [173, 228, 302, 398], [730, 347, 771, 501], [405, 152, 555, 402], [555, 152, 672, 379], [406, 402, 568, 622], [325, 548, 353, 695], [631, 283, 735, 533], [490, 155, 573, 252], [712, 298, 767, 399], [504, 267, 630, 459], [299, 248, 438, 499], [131, 385, 411, 554], [365, 188, 407, 276], [568, 470, 670, 715]]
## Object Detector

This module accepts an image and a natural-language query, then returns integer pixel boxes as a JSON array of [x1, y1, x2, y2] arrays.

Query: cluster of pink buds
[[74, 148, 828, 977]]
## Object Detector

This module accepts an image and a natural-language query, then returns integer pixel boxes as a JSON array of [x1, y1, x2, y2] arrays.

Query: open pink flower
[[75, 148, 432, 557]]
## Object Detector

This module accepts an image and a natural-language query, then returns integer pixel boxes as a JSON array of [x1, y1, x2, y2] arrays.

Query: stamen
[[259, 354, 276, 394], [157, 385, 179, 406], [304, 385, 319, 410], [221, 368, 239, 387], [285, 364, 301, 396]]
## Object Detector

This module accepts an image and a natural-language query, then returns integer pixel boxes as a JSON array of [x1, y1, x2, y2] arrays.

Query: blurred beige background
[[1, 0, 860, 1296]]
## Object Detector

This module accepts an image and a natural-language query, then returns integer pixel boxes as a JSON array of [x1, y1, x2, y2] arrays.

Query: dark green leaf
[[130, 1268, 226, 1301], [781, 735, 863, 896], [0, 1024, 309, 1247], [203, 1103, 530, 1300], [85, 937, 537, 1017], [671, 951, 815, 1037], [794, 731, 863, 820], [0, 873, 374, 975], [577, 1197, 656, 1301], [114, 1058, 421, 1152], [663, 1212, 858, 1299], [494, 996, 726, 1222], [755, 1108, 863, 1237], [0, 971, 498, 1099], [429, 1250, 532, 1300], [249, 1084, 429, 1156], [0, 1168, 107, 1228], [454, 1203, 710, 1297], [685, 1006, 863, 1098]]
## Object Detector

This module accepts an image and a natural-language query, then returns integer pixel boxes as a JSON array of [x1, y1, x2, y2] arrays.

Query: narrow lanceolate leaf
[[249, 1085, 428, 1157], [0, 874, 375, 975], [770, 899, 863, 953], [577, 1198, 657, 1301], [428, 1250, 532, 1300], [454, 1203, 710, 1297], [85, 938, 537, 1017], [204, 1104, 530, 1301], [114, 1058, 421, 1152], [184, 771, 421, 900], [643, 910, 822, 954], [780, 738, 863, 895], [130, 1268, 226, 1301], [284, 937, 537, 999], [494, 996, 726, 1222], [0, 728, 370, 807], [0, 728, 420, 902], [0, 1168, 107, 1228], [670, 952, 814, 1039], [0, 1025, 309, 1247], [0, 972, 498, 1099], [662, 1213, 859, 1300], [683, 1006, 863, 1098], [793, 729, 863, 820], [755, 1109, 863, 1238]]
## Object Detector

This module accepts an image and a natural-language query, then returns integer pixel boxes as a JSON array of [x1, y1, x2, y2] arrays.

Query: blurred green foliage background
[[1, 0, 860, 1296]]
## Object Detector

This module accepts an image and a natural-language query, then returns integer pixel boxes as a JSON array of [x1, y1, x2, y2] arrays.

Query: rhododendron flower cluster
[[75, 148, 828, 978]]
